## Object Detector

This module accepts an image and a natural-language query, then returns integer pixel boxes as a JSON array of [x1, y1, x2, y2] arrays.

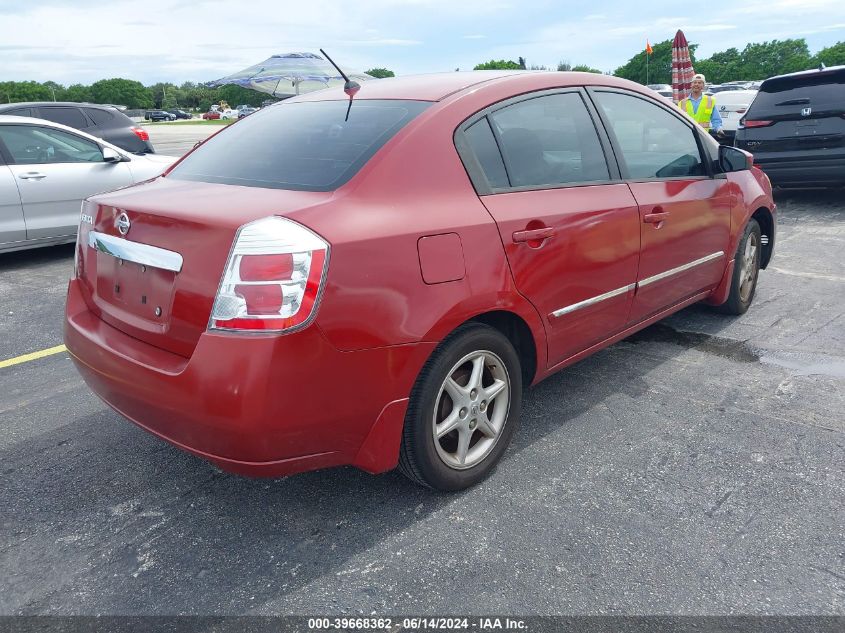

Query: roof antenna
[[320, 48, 359, 121]]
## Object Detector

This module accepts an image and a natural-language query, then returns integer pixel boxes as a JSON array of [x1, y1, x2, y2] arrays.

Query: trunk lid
[[77, 178, 334, 357]]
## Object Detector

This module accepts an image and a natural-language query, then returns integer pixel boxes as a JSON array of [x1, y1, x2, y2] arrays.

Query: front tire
[[717, 218, 761, 315], [399, 323, 522, 491]]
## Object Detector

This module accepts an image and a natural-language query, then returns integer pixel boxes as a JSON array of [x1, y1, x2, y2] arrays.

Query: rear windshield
[[168, 99, 430, 191], [746, 70, 845, 119]]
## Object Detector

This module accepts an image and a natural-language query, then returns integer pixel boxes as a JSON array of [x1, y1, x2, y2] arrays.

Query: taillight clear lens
[[209, 216, 329, 333]]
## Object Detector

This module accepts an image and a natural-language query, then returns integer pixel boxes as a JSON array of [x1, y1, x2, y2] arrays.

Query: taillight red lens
[[743, 120, 774, 128], [131, 127, 150, 141], [239, 254, 293, 281]]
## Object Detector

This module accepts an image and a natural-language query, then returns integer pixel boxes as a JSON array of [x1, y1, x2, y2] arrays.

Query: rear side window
[[593, 91, 706, 180], [746, 71, 845, 119], [38, 106, 89, 129], [84, 108, 116, 126], [168, 99, 430, 191], [464, 118, 509, 189], [488, 92, 610, 188], [5, 107, 33, 117]]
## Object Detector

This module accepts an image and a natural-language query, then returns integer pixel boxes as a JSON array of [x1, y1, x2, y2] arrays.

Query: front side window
[[0, 125, 104, 165], [593, 91, 706, 179], [168, 99, 430, 191], [488, 92, 610, 188]]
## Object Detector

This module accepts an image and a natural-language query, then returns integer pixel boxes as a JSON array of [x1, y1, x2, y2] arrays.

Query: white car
[[712, 89, 758, 139], [0, 115, 177, 254], [219, 109, 240, 120]]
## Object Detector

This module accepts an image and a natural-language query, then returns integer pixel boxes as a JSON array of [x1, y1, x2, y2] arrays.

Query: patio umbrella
[[671, 30, 694, 103], [207, 52, 374, 98]]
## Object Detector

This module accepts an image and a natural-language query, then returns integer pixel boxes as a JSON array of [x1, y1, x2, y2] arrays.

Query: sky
[[1, 0, 843, 85]]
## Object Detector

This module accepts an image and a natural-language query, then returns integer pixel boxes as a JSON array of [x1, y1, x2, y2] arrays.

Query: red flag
[[646, 40, 653, 55]]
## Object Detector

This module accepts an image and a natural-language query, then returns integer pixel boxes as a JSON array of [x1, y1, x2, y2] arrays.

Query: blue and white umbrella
[[207, 52, 374, 97]]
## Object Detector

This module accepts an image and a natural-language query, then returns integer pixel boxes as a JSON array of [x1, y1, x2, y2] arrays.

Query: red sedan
[[65, 72, 775, 490], [201, 110, 221, 120]]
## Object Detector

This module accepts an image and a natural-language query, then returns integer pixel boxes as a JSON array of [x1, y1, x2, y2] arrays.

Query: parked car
[[712, 89, 758, 143], [238, 107, 258, 119], [64, 72, 776, 491], [735, 65, 845, 187], [145, 109, 176, 122], [0, 116, 176, 254], [168, 109, 192, 120], [220, 109, 240, 120], [0, 102, 154, 154], [201, 111, 221, 120], [707, 85, 747, 94]]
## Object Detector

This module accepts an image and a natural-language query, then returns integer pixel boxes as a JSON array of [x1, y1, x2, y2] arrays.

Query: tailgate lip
[[89, 231, 184, 273]]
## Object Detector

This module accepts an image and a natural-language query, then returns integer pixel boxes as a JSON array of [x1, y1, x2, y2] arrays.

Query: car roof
[[0, 114, 128, 154], [290, 71, 642, 103], [761, 65, 845, 89], [0, 101, 119, 110], [713, 90, 758, 104]]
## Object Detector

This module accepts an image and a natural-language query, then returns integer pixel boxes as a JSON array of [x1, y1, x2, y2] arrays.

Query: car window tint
[[594, 92, 706, 179], [747, 70, 845, 119], [169, 100, 429, 191], [488, 93, 609, 188], [39, 106, 89, 129], [84, 108, 115, 126], [0, 125, 104, 165], [464, 118, 508, 189], [6, 108, 33, 117]]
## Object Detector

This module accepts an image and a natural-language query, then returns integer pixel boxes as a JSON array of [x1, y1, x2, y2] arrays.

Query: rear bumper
[[64, 278, 431, 477], [753, 157, 845, 187]]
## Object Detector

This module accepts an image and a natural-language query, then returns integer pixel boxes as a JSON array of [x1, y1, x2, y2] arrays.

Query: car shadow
[[0, 243, 75, 271]]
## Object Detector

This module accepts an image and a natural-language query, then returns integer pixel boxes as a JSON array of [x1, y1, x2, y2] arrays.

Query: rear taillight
[[209, 216, 329, 333], [741, 120, 774, 128], [131, 127, 150, 141]]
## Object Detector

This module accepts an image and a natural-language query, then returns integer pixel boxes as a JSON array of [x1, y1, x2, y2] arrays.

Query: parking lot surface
[[1, 189, 843, 615], [143, 123, 222, 157]]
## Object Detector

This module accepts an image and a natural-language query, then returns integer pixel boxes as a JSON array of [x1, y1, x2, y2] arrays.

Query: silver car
[[0, 115, 176, 254]]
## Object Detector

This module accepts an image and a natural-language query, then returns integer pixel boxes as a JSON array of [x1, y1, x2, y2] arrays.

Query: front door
[[459, 90, 641, 367], [0, 124, 133, 241], [590, 90, 731, 323], [0, 164, 26, 246]]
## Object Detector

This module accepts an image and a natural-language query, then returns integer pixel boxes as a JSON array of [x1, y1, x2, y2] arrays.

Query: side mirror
[[102, 147, 124, 163], [719, 145, 753, 172]]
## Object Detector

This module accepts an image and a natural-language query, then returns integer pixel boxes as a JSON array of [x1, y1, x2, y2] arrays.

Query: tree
[[813, 41, 845, 67], [614, 39, 697, 85], [0, 81, 53, 103], [63, 84, 92, 103], [694, 47, 742, 84], [217, 84, 264, 107], [42, 81, 64, 101], [518, 56, 527, 69], [89, 78, 152, 108], [735, 39, 812, 79], [474, 59, 522, 70], [557, 61, 572, 71], [572, 64, 602, 73], [365, 68, 395, 78]]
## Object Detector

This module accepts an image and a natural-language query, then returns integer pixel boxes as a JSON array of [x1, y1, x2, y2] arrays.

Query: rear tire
[[399, 323, 522, 491], [716, 218, 761, 315]]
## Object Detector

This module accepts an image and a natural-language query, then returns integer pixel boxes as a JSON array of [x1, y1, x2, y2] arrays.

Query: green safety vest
[[678, 95, 715, 130]]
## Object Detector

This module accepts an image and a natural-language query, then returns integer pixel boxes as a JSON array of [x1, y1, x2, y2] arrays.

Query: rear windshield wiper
[[775, 98, 811, 106]]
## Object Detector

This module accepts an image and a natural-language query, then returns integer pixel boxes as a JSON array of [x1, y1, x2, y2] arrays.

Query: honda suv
[[735, 65, 845, 187]]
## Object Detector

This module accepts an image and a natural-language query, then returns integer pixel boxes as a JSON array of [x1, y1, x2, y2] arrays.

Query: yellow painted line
[[0, 344, 67, 369]]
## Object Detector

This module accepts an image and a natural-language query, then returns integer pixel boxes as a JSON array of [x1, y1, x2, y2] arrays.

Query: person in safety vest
[[678, 73, 724, 138]]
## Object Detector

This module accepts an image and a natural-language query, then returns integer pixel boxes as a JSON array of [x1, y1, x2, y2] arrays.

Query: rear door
[[0, 123, 133, 240], [0, 146, 26, 247], [456, 89, 641, 367], [590, 89, 731, 324]]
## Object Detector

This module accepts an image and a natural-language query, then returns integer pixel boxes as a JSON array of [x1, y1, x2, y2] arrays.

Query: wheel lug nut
[[470, 389, 477, 400], [470, 419, 477, 429], [480, 401, 487, 411], [459, 407, 468, 418]]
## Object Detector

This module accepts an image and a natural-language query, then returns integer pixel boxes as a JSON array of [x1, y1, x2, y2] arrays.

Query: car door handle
[[643, 211, 670, 223], [18, 172, 47, 180], [513, 227, 555, 243]]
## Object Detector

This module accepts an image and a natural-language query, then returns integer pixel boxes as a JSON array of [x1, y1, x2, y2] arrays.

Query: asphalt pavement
[[143, 122, 224, 157], [0, 188, 843, 616]]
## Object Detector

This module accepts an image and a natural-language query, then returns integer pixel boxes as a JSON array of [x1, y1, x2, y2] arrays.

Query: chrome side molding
[[637, 251, 724, 288], [551, 284, 635, 318], [88, 231, 183, 273]]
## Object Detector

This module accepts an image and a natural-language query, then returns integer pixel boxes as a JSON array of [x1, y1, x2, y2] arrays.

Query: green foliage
[[217, 84, 265, 108], [64, 84, 92, 102], [572, 64, 602, 73], [365, 68, 395, 78], [813, 41, 845, 67], [557, 61, 572, 71], [474, 59, 522, 70], [89, 78, 153, 109], [0, 80, 53, 103], [614, 39, 698, 85], [736, 39, 812, 80]]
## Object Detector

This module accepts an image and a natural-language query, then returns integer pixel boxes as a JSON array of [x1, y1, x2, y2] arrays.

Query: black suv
[[735, 66, 845, 187], [168, 109, 192, 120], [0, 102, 154, 154], [145, 109, 176, 122]]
